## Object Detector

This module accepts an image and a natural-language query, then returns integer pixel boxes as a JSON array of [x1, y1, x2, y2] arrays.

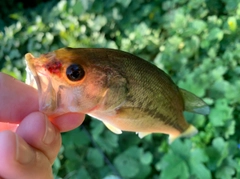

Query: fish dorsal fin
[[103, 121, 122, 134], [180, 88, 210, 115]]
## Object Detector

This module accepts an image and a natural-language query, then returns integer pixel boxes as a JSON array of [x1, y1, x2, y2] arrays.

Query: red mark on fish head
[[45, 61, 62, 76]]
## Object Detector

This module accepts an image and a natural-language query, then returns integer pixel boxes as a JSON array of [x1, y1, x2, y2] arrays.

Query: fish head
[[25, 48, 110, 117]]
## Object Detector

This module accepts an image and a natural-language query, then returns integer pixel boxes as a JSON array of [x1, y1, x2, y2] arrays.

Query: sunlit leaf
[[114, 154, 140, 178], [87, 148, 104, 168]]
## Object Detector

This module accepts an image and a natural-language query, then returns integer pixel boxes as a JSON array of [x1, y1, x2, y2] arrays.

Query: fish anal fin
[[103, 122, 122, 134], [180, 89, 210, 115], [168, 125, 198, 144], [136, 132, 151, 138]]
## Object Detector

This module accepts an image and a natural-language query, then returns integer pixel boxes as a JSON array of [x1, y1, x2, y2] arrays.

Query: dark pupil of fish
[[66, 64, 85, 81]]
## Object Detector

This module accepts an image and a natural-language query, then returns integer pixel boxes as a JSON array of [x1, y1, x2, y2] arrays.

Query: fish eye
[[66, 64, 85, 81]]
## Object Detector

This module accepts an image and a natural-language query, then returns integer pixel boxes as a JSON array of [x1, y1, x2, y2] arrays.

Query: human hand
[[0, 73, 85, 179]]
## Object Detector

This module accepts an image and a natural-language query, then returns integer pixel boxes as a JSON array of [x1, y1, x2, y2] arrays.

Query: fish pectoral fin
[[136, 132, 151, 138], [180, 89, 210, 115], [103, 122, 122, 134], [168, 125, 198, 144]]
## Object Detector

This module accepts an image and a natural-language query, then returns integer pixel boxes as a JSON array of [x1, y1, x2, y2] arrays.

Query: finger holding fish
[[0, 72, 38, 124], [0, 72, 86, 179], [0, 72, 84, 132]]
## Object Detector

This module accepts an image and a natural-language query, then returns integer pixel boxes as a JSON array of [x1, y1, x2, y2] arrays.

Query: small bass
[[25, 47, 209, 142]]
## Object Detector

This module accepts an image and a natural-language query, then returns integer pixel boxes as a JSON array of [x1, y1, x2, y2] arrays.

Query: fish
[[25, 47, 210, 142]]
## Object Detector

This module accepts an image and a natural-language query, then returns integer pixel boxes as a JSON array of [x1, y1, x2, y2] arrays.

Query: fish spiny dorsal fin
[[180, 88, 210, 115]]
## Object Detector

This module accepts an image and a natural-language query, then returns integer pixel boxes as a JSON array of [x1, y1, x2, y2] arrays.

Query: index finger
[[0, 73, 38, 123]]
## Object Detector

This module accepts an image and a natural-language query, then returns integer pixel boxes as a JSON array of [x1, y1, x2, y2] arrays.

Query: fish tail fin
[[180, 88, 210, 115], [168, 125, 198, 144]]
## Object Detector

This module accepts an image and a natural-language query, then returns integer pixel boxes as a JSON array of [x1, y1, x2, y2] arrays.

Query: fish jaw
[[25, 52, 83, 117], [25, 53, 58, 115]]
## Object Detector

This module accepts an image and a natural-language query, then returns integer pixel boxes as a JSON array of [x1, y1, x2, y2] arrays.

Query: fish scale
[[107, 52, 185, 130]]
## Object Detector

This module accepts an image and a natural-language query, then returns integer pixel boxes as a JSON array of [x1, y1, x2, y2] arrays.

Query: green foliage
[[1, 0, 240, 178]]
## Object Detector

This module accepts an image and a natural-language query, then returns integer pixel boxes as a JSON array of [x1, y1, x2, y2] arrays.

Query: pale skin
[[0, 73, 85, 179]]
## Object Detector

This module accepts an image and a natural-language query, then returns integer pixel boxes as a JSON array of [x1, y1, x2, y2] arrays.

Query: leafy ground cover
[[1, 0, 240, 178]]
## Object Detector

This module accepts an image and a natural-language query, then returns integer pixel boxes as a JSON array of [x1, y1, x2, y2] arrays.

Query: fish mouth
[[25, 53, 82, 117], [25, 53, 58, 116]]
